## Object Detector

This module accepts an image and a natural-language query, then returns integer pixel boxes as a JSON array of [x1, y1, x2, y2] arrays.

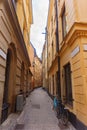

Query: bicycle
[[56, 99, 69, 125]]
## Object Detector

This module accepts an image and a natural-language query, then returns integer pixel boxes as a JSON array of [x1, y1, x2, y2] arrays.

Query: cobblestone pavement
[[15, 88, 76, 130]]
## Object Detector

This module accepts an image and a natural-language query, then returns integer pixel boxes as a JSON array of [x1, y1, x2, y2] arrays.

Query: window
[[56, 71, 61, 98], [62, 6, 67, 38], [64, 63, 73, 106], [52, 42, 54, 61], [51, 17, 53, 36], [52, 75, 54, 95], [13, 0, 17, 9], [58, 0, 60, 3]]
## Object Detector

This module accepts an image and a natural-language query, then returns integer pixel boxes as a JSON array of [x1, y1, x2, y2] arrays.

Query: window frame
[[12, 0, 17, 9], [64, 63, 73, 107], [61, 6, 67, 39]]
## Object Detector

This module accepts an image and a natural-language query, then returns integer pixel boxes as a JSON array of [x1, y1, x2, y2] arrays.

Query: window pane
[[62, 7, 67, 38], [13, 0, 17, 9], [64, 63, 73, 106]]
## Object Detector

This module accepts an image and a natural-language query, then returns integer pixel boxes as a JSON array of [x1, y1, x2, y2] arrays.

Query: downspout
[[55, 0, 61, 98], [45, 27, 49, 92]]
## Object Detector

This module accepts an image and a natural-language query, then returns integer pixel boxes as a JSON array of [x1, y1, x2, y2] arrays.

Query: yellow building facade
[[58, 0, 87, 129], [0, 0, 33, 123], [46, 0, 87, 129], [47, 0, 59, 97], [42, 41, 48, 90], [34, 56, 42, 88]]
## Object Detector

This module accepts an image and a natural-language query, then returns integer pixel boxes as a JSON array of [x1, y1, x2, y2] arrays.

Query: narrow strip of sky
[[30, 0, 49, 58]]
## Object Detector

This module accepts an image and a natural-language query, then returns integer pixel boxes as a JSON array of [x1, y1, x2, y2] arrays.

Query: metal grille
[[15, 124, 24, 130], [32, 104, 40, 109]]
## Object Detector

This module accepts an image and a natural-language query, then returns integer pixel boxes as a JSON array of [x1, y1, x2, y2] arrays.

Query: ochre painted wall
[[0, 0, 33, 123]]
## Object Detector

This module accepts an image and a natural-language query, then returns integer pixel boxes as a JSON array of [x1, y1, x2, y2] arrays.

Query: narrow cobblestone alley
[[0, 1, 87, 130], [14, 88, 76, 130]]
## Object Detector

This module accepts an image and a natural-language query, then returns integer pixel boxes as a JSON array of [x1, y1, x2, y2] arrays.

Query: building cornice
[[60, 22, 87, 56], [4, 0, 31, 66]]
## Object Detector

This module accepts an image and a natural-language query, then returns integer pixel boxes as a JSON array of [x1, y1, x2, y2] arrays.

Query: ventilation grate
[[32, 104, 40, 109], [15, 124, 25, 130]]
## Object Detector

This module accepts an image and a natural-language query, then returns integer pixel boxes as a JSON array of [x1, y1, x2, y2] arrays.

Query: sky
[[30, 0, 49, 59]]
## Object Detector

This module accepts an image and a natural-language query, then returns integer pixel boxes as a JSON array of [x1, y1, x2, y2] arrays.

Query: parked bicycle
[[53, 96, 69, 125]]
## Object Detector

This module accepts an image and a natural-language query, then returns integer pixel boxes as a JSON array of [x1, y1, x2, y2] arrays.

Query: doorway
[[1, 43, 17, 123]]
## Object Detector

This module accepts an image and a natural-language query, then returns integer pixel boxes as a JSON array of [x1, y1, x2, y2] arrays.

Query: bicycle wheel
[[57, 107, 61, 119], [61, 109, 68, 125]]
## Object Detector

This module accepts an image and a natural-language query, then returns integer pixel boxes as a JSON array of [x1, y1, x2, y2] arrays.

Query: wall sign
[[83, 44, 87, 51], [71, 46, 80, 58], [0, 49, 6, 60]]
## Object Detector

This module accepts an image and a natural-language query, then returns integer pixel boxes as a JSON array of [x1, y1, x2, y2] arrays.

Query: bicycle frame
[[57, 100, 69, 125]]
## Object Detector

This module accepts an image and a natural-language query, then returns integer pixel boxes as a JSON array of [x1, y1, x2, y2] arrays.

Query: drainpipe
[[42, 28, 49, 92], [45, 27, 49, 92], [55, 0, 61, 98]]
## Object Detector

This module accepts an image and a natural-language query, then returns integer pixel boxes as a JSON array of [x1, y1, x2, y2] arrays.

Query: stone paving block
[[0, 88, 76, 130], [15, 124, 25, 130], [15, 88, 76, 130]]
